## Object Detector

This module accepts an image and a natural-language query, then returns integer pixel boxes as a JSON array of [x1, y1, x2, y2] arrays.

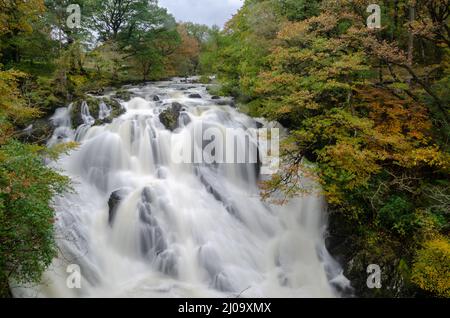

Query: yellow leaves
[[0, 69, 41, 125], [0, 0, 45, 36], [277, 21, 310, 44], [397, 147, 450, 170], [282, 90, 320, 111], [321, 141, 381, 189], [411, 237, 450, 298]]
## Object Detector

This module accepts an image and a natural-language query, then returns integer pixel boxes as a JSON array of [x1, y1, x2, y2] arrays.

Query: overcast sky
[[158, 0, 244, 27]]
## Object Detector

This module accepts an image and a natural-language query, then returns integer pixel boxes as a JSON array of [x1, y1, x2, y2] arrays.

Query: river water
[[14, 78, 349, 298]]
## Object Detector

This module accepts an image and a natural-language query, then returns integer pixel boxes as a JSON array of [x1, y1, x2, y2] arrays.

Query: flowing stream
[[14, 78, 349, 298]]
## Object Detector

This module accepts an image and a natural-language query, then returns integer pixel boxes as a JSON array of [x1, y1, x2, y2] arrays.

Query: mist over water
[[14, 78, 349, 298]]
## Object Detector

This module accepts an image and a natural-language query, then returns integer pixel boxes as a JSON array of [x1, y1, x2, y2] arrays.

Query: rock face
[[326, 210, 417, 297], [159, 102, 183, 131]]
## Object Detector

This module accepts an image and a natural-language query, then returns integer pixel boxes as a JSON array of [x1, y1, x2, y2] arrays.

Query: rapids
[[14, 78, 349, 298]]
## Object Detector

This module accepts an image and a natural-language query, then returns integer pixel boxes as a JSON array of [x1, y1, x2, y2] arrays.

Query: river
[[13, 78, 349, 298]]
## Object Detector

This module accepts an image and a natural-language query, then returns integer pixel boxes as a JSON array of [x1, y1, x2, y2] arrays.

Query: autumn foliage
[[208, 0, 450, 297]]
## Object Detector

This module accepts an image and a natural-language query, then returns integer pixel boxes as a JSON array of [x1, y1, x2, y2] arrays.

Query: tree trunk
[[392, 0, 399, 41], [408, 4, 416, 66], [0, 275, 12, 298]]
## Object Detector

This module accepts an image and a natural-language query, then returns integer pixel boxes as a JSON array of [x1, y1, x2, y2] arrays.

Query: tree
[[167, 24, 201, 76], [0, 0, 46, 64], [88, 0, 164, 41], [0, 141, 69, 297]]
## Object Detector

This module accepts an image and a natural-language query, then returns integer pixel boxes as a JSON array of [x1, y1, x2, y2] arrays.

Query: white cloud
[[158, 0, 243, 27]]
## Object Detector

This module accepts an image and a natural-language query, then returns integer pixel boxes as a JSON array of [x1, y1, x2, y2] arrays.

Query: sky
[[158, 0, 244, 27]]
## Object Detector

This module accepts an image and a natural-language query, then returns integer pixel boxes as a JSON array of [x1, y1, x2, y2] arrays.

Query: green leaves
[[0, 140, 70, 295]]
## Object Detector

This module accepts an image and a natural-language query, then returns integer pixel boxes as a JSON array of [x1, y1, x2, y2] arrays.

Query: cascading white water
[[99, 101, 112, 120], [14, 78, 349, 298]]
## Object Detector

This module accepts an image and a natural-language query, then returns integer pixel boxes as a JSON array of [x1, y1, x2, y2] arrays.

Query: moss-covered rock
[[70, 96, 100, 128], [114, 89, 133, 101], [70, 95, 125, 128], [107, 98, 126, 119], [159, 102, 183, 131]]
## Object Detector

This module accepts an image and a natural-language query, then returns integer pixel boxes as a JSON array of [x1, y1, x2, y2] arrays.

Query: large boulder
[[159, 102, 184, 131], [114, 89, 133, 102]]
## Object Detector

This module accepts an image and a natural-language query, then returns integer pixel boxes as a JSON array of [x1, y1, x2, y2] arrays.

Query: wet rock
[[152, 95, 160, 102], [179, 113, 191, 126], [138, 187, 167, 258], [172, 102, 183, 112], [255, 121, 264, 129], [114, 89, 132, 101], [159, 102, 184, 131], [106, 97, 126, 119], [108, 189, 130, 226], [211, 95, 221, 100], [215, 99, 236, 107], [188, 93, 202, 99], [17, 119, 54, 145]]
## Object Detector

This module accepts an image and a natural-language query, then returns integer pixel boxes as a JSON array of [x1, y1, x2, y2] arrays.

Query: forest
[[0, 0, 449, 298]]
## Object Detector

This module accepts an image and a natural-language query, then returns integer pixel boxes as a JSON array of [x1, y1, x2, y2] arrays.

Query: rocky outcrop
[[326, 210, 419, 298], [70, 96, 125, 128]]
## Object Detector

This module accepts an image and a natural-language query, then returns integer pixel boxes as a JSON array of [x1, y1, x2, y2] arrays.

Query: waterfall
[[99, 101, 112, 120], [14, 78, 350, 298], [81, 101, 95, 126]]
